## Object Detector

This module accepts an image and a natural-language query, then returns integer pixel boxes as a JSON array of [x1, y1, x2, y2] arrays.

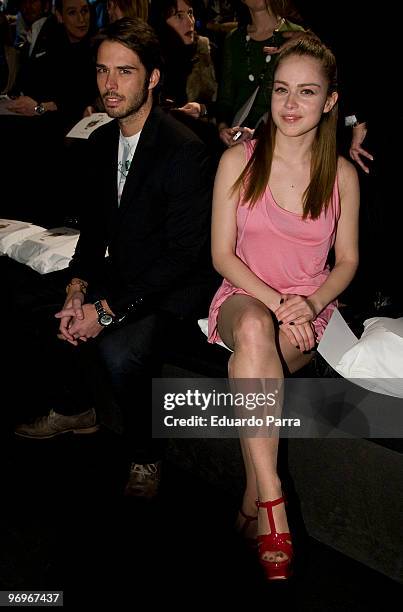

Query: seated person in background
[[10, 0, 57, 108], [51, 0, 97, 129], [2, 0, 96, 225], [149, 0, 217, 121], [216, 0, 306, 147], [8, 0, 96, 129], [10, 18, 213, 500], [13, 0, 53, 48], [0, 12, 18, 93], [0, 0, 59, 224]]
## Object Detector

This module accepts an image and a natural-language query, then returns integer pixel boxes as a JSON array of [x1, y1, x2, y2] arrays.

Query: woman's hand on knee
[[281, 321, 316, 352], [275, 294, 317, 325], [295, 322, 316, 352]]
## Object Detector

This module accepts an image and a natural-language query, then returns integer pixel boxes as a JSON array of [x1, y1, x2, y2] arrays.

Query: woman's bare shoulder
[[337, 155, 358, 186], [219, 143, 248, 175]]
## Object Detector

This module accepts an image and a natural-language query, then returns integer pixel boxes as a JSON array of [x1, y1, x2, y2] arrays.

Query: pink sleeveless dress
[[208, 140, 340, 344]]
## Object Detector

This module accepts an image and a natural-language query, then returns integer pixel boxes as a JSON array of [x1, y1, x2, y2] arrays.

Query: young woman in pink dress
[[208, 37, 359, 580]]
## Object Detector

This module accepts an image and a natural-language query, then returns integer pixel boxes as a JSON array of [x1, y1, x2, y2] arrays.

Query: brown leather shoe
[[124, 462, 162, 499], [14, 408, 99, 439]]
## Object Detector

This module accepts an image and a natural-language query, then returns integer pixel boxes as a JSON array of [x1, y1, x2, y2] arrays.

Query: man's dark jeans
[[5, 259, 168, 463]]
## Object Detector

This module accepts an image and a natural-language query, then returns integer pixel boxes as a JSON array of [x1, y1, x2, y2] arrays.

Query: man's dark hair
[[95, 17, 164, 86]]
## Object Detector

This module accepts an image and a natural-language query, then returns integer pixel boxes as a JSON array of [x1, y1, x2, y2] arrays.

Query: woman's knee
[[233, 308, 276, 350]]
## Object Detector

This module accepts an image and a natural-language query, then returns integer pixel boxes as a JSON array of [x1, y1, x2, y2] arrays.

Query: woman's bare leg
[[234, 437, 259, 539], [218, 295, 312, 560]]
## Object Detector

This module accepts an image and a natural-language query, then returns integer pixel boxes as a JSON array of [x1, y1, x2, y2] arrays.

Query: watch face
[[100, 313, 113, 326]]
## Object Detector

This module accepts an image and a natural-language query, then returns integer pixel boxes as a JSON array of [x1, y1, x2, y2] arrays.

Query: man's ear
[[55, 10, 63, 24], [148, 68, 160, 91], [324, 91, 338, 114]]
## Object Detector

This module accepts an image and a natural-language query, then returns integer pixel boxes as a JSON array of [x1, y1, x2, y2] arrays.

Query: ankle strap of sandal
[[256, 496, 285, 510]]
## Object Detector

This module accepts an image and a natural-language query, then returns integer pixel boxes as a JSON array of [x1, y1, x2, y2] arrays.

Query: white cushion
[[6, 227, 79, 274], [0, 219, 46, 254], [336, 317, 403, 398]]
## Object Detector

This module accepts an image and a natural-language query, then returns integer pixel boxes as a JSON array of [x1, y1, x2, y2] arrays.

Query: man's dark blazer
[[69, 105, 214, 319], [13, 15, 59, 102]]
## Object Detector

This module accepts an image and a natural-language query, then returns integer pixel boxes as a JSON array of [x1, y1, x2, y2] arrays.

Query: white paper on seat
[[7, 227, 79, 273], [317, 308, 359, 365], [0, 219, 46, 254]]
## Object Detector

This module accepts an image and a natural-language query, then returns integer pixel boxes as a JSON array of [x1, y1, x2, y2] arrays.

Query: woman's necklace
[[245, 17, 285, 82]]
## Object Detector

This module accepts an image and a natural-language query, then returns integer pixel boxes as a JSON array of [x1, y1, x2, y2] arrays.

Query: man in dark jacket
[[12, 18, 213, 498]]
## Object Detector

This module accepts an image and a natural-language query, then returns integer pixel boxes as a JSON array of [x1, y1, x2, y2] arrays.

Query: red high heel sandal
[[256, 497, 293, 580]]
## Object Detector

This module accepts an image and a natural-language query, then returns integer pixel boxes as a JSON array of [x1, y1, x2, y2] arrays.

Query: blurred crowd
[[0, 0, 400, 304]]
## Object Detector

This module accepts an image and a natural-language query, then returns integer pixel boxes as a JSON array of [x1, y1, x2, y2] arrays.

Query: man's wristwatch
[[34, 103, 46, 115], [94, 300, 114, 327]]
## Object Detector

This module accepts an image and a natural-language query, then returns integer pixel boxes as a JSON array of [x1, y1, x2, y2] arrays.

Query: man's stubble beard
[[104, 78, 150, 120]]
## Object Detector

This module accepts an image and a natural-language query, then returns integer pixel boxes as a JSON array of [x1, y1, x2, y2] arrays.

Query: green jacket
[[217, 19, 305, 128]]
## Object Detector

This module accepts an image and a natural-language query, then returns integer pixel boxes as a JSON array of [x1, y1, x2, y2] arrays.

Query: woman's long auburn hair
[[233, 37, 338, 220]]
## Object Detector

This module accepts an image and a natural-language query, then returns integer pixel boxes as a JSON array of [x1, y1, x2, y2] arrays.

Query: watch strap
[[94, 300, 114, 324]]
